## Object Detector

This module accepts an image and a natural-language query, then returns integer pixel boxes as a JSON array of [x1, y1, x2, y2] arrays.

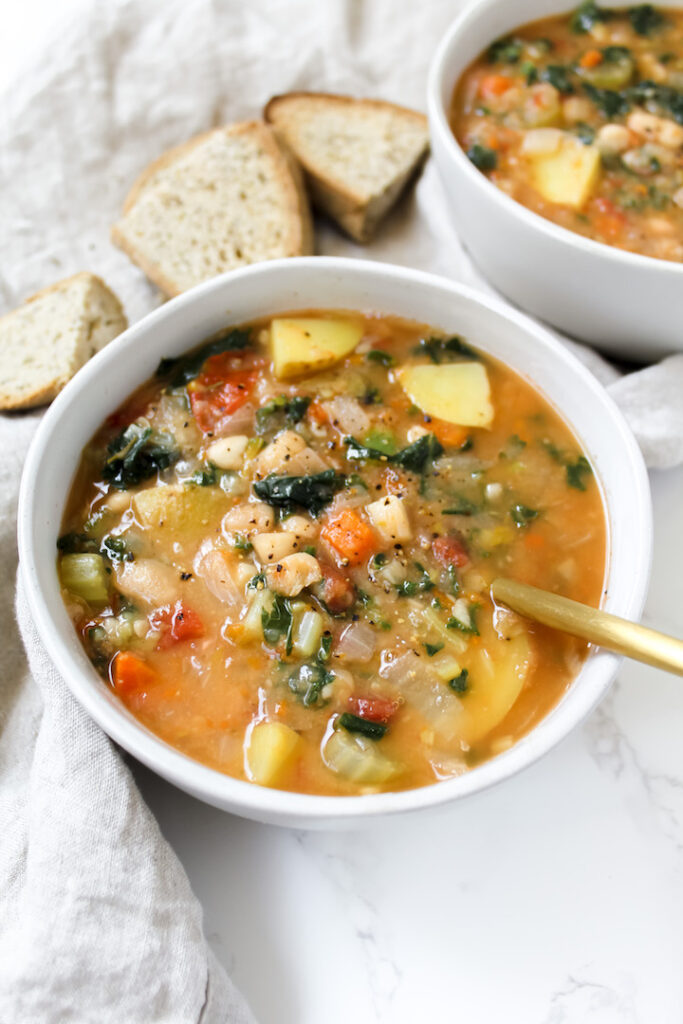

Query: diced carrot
[[428, 419, 469, 448], [524, 532, 546, 550], [321, 508, 377, 567], [112, 651, 157, 695], [480, 73, 514, 99], [579, 49, 603, 69], [308, 401, 329, 425]]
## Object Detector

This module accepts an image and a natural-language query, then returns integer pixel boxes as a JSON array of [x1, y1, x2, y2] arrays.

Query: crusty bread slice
[[264, 93, 429, 243], [0, 273, 126, 411], [112, 122, 313, 297]]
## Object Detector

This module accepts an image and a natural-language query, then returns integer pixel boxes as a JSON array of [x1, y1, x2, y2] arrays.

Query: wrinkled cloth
[[1, 0, 682, 1019]]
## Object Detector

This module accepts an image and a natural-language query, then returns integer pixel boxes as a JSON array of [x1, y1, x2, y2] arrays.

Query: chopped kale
[[188, 463, 218, 486], [255, 394, 311, 435], [288, 661, 335, 707], [101, 536, 134, 562], [540, 64, 575, 94], [365, 349, 396, 367], [627, 80, 683, 124], [338, 712, 387, 739], [247, 572, 266, 590], [583, 82, 630, 118], [233, 534, 253, 552], [510, 503, 539, 528], [318, 632, 333, 663], [102, 423, 179, 489], [413, 334, 480, 363], [449, 669, 470, 694], [487, 36, 522, 64], [565, 455, 593, 490], [570, 1, 611, 33], [574, 121, 596, 144], [520, 60, 539, 85], [446, 606, 479, 636], [467, 143, 497, 171], [253, 469, 345, 516], [629, 4, 665, 35], [262, 594, 294, 654], [396, 563, 434, 598], [57, 532, 99, 554], [156, 328, 251, 387], [443, 496, 479, 516], [424, 642, 445, 657], [345, 433, 444, 475]]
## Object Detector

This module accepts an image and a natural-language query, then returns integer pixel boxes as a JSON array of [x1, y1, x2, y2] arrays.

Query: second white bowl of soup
[[19, 258, 651, 827], [428, 0, 683, 359]]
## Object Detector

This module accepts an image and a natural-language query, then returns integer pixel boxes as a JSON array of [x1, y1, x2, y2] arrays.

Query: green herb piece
[[102, 423, 179, 489], [360, 385, 383, 405], [540, 64, 575, 94], [570, 1, 611, 33], [574, 121, 596, 144], [345, 433, 444, 475], [318, 632, 333, 663], [583, 82, 630, 118], [288, 661, 335, 707], [629, 4, 664, 35], [487, 37, 522, 64], [565, 455, 593, 490], [247, 572, 266, 590], [365, 349, 396, 367], [304, 545, 317, 556], [188, 463, 218, 486], [447, 565, 461, 597], [262, 594, 294, 654], [57, 532, 99, 555], [414, 335, 480, 364], [101, 536, 134, 562], [338, 712, 387, 739], [510, 504, 539, 528], [627, 80, 683, 124], [255, 394, 311, 434], [372, 553, 387, 568], [156, 328, 251, 387], [467, 143, 497, 171], [446, 607, 479, 636], [233, 534, 253, 552], [424, 642, 444, 657], [253, 469, 346, 516], [362, 428, 398, 455], [520, 60, 539, 85], [449, 669, 469, 693], [443, 496, 479, 516]]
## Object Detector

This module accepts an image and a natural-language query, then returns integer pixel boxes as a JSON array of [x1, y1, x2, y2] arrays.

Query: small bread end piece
[[0, 273, 126, 411], [264, 92, 429, 243]]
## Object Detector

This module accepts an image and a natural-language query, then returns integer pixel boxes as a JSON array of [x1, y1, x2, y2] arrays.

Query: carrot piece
[[524, 532, 546, 551], [579, 49, 603, 69], [428, 419, 469, 448], [321, 508, 377, 567], [112, 651, 157, 695], [480, 73, 513, 99], [308, 401, 328, 425]]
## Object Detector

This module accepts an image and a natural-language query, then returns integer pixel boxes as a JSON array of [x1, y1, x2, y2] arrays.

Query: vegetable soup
[[58, 313, 606, 796], [451, 3, 683, 261]]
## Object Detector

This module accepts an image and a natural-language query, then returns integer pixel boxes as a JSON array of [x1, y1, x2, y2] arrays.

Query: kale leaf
[[510, 503, 539, 528], [156, 328, 251, 387], [338, 712, 387, 739], [255, 394, 311, 435], [57, 532, 100, 554], [540, 64, 575, 94], [366, 349, 396, 367], [261, 594, 294, 654], [486, 37, 523, 65], [413, 334, 480, 363], [344, 433, 444, 474], [570, 1, 611, 33], [288, 661, 335, 707], [582, 82, 630, 118], [102, 423, 179, 489], [466, 144, 497, 172], [253, 469, 345, 516], [629, 4, 665, 35]]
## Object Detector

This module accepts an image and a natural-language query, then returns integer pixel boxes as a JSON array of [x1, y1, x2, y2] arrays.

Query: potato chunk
[[133, 485, 227, 544], [245, 721, 301, 785], [526, 133, 601, 208], [366, 494, 412, 544], [265, 552, 322, 596], [271, 318, 363, 379], [397, 362, 493, 429]]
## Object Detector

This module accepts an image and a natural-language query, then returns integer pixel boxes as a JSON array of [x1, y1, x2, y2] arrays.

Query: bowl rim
[[18, 257, 653, 824], [426, 0, 683, 277]]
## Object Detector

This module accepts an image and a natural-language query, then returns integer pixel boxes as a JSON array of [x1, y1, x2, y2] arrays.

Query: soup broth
[[59, 312, 606, 796]]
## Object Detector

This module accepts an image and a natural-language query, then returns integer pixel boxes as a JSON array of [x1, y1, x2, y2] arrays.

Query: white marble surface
[[134, 466, 683, 1024]]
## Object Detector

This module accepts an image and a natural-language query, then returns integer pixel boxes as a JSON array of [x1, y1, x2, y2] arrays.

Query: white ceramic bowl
[[18, 257, 651, 828], [428, 0, 683, 360]]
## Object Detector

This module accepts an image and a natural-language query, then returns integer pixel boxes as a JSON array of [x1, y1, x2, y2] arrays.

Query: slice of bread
[[0, 273, 126, 411], [264, 93, 429, 243], [112, 122, 313, 297]]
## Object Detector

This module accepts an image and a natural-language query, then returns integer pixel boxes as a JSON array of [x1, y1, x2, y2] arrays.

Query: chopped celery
[[431, 652, 463, 683], [237, 589, 274, 643], [422, 606, 468, 655], [322, 728, 400, 785], [291, 607, 324, 659], [59, 553, 109, 606]]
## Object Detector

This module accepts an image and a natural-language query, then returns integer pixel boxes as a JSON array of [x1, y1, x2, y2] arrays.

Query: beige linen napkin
[[2, 0, 683, 1018]]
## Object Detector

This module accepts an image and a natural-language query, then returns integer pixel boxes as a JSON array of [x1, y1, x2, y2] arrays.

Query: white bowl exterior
[[428, 0, 683, 360], [18, 258, 652, 828]]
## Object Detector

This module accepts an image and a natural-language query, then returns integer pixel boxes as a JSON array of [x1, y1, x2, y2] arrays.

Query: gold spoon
[[491, 577, 683, 677]]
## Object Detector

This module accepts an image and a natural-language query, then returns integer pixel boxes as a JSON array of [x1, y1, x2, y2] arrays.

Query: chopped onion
[[337, 621, 377, 662], [194, 547, 244, 615], [212, 403, 255, 438]]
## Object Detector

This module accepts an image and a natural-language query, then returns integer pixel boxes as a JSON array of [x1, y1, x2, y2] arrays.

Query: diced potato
[[245, 721, 301, 786], [206, 435, 249, 470], [527, 134, 601, 209], [396, 363, 493, 429], [252, 531, 301, 563], [460, 632, 534, 744], [265, 552, 322, 596], [60, 553, 109, 606], [366, 494, 412, 544], [133, 485, 227, 542], [271, 318, 364, 379], [291, 607, 324, 658]]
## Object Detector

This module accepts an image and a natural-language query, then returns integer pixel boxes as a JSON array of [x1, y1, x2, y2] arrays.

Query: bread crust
[[264, 92, 429, 243], [112, 121, 313, 297]]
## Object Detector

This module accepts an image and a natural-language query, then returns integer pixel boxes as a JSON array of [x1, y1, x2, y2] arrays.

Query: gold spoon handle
[[491, 577, 683, 677]]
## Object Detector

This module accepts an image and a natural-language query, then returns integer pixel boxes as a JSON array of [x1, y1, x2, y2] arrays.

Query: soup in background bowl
[[451, 2, 683, 262], [18, 259, 651, 827]]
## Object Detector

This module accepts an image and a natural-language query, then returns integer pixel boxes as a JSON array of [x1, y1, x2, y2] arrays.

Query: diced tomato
[[321, 508, 377, 567], [188, 352, 262, 434], [348, 695, 399, 724], [590, 197, 626, 242], [316, 563, 356, 615], [149, 601, 205, 649], [111, 651, 158, 695], [432, 534, 469, 569], [480, 73, 513, 100]]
